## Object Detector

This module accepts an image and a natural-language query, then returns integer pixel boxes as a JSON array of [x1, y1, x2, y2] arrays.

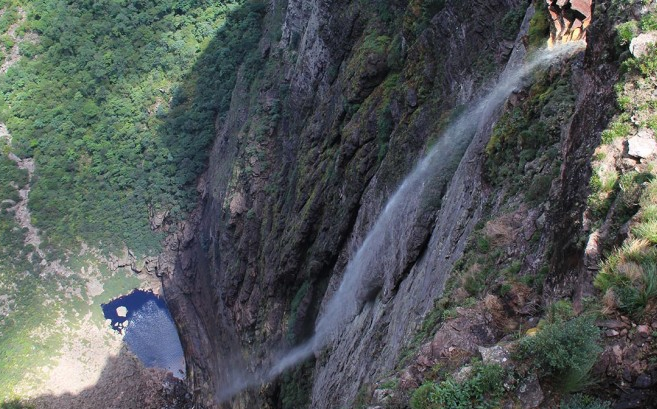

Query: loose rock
[[626, 130, 657, 159], [630, 32, 657, 58], [517, 372, 544, 408], [116, 306, 128, 318], [634, 374, 653, 389]]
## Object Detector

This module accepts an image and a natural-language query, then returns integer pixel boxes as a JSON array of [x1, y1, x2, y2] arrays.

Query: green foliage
[[287, 281, 310, 343], [616, 20, 638, 45], [422, 0, 445, 19], [593, 176, 657, 316], [625, 43, 657, 76], [526, 174, 552, 204], [361, 32, 391, 56], [500, 5, 527, 41], [0, 4, 19, 34], [600, 120, 631, 144], [402, 0, 446, 38], [1, 400, 34, 409], [484, 73, 574, 196], [0, 153, 27, 202], [640, 12, 657, 31], [377, 103, 394, 163], [545, 299, 574, 323], [517, 316, 601, 390], [410, 363, 506, 409], [0, 0, 266, 255], [0, 0, 268, 396], [410, 383, 438, 409], [279, 361, 314, 409], [595, 239, 657, 316], [528, 1, 550, 48], [560, 394, 611, 409]]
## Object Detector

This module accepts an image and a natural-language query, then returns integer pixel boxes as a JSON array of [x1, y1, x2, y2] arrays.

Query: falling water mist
[[216, 41, 585, 401]]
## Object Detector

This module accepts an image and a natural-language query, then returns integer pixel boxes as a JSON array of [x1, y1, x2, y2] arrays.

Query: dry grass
[[616, 261, 644, 282], [483, 213, 522, 248], [601, 288, 617, 315]]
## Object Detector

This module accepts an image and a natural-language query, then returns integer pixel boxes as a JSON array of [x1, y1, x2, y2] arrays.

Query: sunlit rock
[[627, 129, 657, 159], [630, 32, 657, 58], [546, 0, 591, 44], [116, 306, 128, 317]]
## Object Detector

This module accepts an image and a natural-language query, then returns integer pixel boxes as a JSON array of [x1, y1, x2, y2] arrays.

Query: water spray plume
[[216, 41, 585, 402]]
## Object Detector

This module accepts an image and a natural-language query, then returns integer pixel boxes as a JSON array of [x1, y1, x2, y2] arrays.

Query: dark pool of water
[[101, 289, 185, 379]]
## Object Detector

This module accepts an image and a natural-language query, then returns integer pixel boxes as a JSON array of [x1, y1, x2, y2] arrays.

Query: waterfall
[[217, 41, 585, 401]]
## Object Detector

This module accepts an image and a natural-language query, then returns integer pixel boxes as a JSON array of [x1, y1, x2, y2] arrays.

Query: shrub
[[640, 12, 657, 31], [410, 382, 439, 409], [516, 315, 601, 390], [545, 299, 574, 323], [528, 1, 550, 48], [600, 120, 631, 144], [1, 400, 34, 409], [560, 394, 611, 409], [410, 363, 506, 409], [616, 21, 638, 45], [500, 6, 527, 41], [595, 239, 657, 317], [526, 174, 553, 204]]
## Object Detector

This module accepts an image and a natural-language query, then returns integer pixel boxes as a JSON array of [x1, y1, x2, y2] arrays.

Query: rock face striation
[[155, 0, 650, 408]]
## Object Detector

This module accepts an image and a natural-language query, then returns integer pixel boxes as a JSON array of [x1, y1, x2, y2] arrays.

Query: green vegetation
[[0, 154, 52, 395], [527, 0, 550, 48], [484, 71, 574, 202], [287, 281, 310, 343], [516, 315, 602, 392], [590, 8, 657, 320], [0, 2, 20, 37], [594, 239, 657, 317], [279, 361, 314, 409], [600, 118, 631, 144], [402, 0, 446, 38], [0, 0, 266, 256], [560, 394, 611, 409], [0, 400, 34, 409], [499, 5, 527, 41], [0, 0, 270, 398], [410, 362, 506, 409], [615, 20, 638, 45]]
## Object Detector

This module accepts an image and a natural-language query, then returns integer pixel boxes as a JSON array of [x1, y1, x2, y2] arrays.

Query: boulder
[[637, 324, 651, 338], [478, 345, 510, 365], [116, 306, 128, 318], [630, 32, 657, 58], [372, 388, 393, 404], [517, 372, 544, 408], [453, 366, 474, 383], [627, 130, 657, 159], [634, 373, 653, 389]]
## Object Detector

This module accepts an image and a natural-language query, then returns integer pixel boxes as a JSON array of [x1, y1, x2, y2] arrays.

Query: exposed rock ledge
[[546, 0, 592, 44]]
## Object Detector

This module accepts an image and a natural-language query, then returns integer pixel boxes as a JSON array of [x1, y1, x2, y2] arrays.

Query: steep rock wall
[[158, 0, 624, 407]]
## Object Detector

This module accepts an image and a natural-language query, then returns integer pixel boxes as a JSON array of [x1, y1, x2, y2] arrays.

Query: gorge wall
[[158, 0, 657, 407]]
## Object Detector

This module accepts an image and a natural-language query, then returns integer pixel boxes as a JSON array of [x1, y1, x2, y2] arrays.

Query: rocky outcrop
[[546, 0, 592, 44], [630, 31, 657, 57], [545, 0, 619, 303]]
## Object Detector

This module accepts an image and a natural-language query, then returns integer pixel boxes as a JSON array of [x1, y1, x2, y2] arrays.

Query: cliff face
[[158, 0, 649, 407]]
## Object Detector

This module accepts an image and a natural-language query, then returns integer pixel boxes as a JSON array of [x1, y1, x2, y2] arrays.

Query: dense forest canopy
[[0, 0, 266, 399], [0, 0, 265, 256]]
